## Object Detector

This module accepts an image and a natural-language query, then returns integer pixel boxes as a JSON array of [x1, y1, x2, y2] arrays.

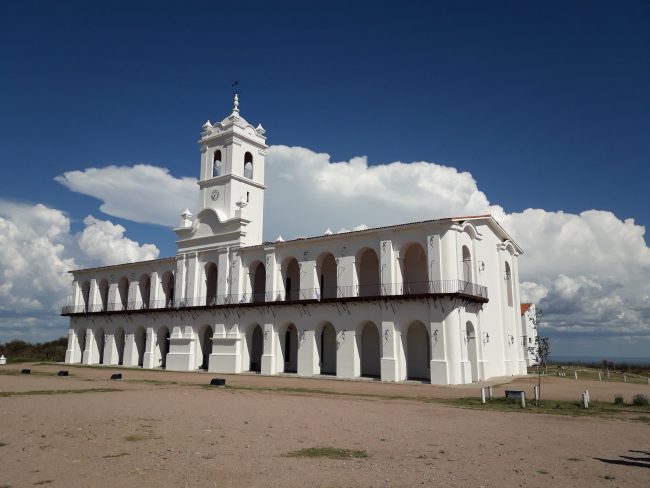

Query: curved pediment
[[192, 208, 228, 238]]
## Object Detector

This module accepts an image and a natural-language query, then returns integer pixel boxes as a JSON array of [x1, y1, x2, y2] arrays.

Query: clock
[[211, 189, 219, 201]]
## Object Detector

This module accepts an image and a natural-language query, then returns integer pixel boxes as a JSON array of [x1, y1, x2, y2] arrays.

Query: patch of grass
[[428, 396, 650, 420], [600, 475, 616, 480], [124, 434, 147, 442], [567, 457, 583, 462], [286, 447, 368, 460], [537, 470, 548, 475], [33, 481, 54, 486], [124, 434, 161, 442], [102, 452, 129, 458], [124, 379, 179, 386], [0, 442, 7, 447], [0, 388, 120, 397], [632, 393, 649, 406]]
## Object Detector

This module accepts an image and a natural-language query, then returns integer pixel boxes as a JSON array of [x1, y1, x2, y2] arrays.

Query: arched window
[[205, 262, 218, 306], [81, 281, 90, 313], [461, 245, 472, 283], [138, 274, 151, 309], [212, 150, 222, 177], [244, 152, 253, 179], [505, 262, 513, 307], [118, 276, 129, 310]]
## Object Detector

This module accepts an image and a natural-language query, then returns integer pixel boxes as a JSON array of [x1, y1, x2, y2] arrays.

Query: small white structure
[[520, 303, 539, 366], [62, 96, 528, 385], [0, 355, 6, 365]]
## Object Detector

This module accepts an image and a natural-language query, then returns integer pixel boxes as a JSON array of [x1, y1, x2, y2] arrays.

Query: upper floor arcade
[[62, 215, 522, 316]]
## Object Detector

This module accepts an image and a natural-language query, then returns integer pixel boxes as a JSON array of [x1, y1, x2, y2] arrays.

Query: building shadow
[[594, 449, 650, 469]]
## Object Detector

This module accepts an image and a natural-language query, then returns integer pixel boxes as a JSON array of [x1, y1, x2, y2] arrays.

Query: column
[[123, 332, 138, 367], [142, 327, 156, 369], [379, 240, 394, 295], [261, 322, 276, 375], [336, 329, 360, 379], [297, 329, 317, 376], [82, 328, 93, 364], [380, 320, 398, 382]]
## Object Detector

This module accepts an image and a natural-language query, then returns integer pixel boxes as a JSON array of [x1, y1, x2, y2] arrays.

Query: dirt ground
[[1, 364, 649, 487]]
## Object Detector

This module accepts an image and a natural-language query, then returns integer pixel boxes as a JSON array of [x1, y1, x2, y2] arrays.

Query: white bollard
[[520, 391, 526, 408], [585, 389, 590, 404], [598, 372, 602, 381], [534, 385, 540, 401], [0, 355, 6, 365], [574, 371, 578, 380], [624, 375, 627, 383], [582, 392, 589, 409], [481, 387, 486, 404], [488, 385, 493, 400]]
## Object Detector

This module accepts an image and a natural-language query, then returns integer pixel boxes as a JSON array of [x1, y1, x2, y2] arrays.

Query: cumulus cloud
[[79, 216, 159, 265], [0, 200, 159, 342], [50, 146, 650, 353], [265, 145, 504, 238], [55, 164, 196, 227]]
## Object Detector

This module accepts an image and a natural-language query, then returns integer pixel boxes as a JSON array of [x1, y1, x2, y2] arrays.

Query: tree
[[527, 308, 550, 405]]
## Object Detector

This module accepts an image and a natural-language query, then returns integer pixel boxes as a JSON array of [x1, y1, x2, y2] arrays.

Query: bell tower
[[175, 95, 268, 250]]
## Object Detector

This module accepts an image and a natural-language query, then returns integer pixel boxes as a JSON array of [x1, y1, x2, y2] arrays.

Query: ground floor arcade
[[65, 298, 527, 385]]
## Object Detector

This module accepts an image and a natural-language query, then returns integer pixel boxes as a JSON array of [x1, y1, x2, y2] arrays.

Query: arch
[[279, 323, 298, 373], [356, 248, 380, 297], [114, 327, 126, 365], [401, 242, 428, 294], [198, 325, 214, 370], [156, 326, 170, 368], [134, 327, 146, 367], [212, 150, 222, 177], [461, 245, 473, 283], [466, 322, 478, 382], [99, 278, 109, 311], [359, 321, 381, 378], [76, 328, 86, 363], [505, 262, 513, 307], [117, 276, 129, 310], [282, 257, 300, 301], [317, 252, 337, 299], [81, 281, 90, 313], [138, 274, 151, 309], [161, 271, 175, 307], [94, 327, 105, 365], [246, 324, 263, 372], [250, 261, 266, 303], [244, 151, 253, 179], [406, 321, 430, 381], [205, 262, 218, 306], [317, 322, 337, 375]]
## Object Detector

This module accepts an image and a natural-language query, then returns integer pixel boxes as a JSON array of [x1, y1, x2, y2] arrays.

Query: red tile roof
[[521, 303, 532, 316]]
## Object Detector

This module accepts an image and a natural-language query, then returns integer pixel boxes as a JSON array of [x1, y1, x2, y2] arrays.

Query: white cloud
[[55, 164, 197, 227], [50, 146, 650, 349], [78, 215, 159, 265], [0, 200, 159, 342], [265, 145, 504, 239]]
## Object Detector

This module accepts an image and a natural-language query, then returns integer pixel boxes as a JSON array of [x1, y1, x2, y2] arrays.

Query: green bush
[[614, 394, 625, 405], [632, 394, 649, 407]]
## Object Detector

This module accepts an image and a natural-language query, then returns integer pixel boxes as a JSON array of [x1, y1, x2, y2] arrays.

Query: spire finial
[[232, 93, 239, 115]]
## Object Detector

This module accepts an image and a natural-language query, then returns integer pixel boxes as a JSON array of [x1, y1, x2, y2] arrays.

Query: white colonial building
[[63, 96, 528, 385]]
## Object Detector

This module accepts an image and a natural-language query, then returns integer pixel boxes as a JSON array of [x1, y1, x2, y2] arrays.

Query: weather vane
[[232, 80, 240, 95]]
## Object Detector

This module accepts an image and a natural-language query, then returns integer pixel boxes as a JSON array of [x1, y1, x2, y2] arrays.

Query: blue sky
[[0, 1, 648, 358]]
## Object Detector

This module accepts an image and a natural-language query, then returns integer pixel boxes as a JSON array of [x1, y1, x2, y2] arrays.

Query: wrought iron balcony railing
[[61, 279, 488, 315]]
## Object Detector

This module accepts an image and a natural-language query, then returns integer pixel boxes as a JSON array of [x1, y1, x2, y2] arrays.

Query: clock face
[[211, 189, 219, 201]]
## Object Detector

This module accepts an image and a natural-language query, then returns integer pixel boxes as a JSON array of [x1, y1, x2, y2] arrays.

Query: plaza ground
[[1, 363, 649, 487]]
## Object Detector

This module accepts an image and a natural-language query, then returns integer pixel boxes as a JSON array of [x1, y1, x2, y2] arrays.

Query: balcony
[[61, 279, 488, 316]]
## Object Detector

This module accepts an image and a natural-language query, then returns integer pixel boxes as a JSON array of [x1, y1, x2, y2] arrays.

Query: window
[[244, 152, 253, 179], [246, 191, 250, 203], [285, 330, 291, 363], [212, 150, 222, 177]]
